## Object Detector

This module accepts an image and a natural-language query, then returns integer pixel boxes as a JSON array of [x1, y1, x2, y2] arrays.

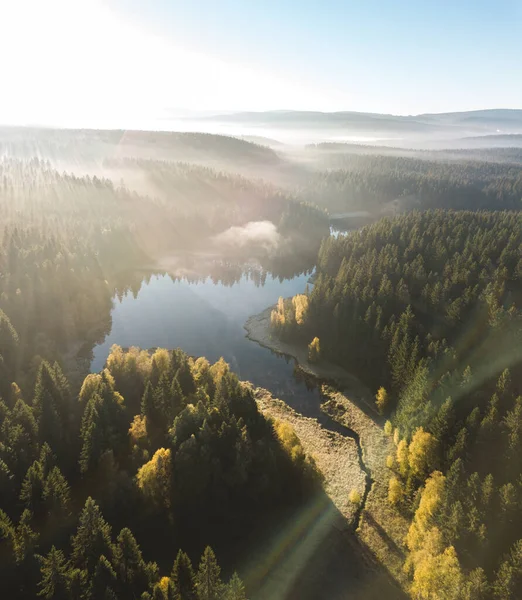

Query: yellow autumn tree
[[129, 414, 148, 447], [406, 470, 446, 553], [137, 447, 172, 510], [396, 439, 409, 477], [349, 489, 362, 506], [292, 294, 309, 325], [409, 427, 438, 479], [151, 348, 170, 377], [388, 476, 404, 506], [270, 297, 286, 331], [308, 337, 321, 363], [404, 470, 464, 599], [409, 530, 463, 599], [274, 420, 320, 480], [375, 387, 389, 415], [209, 357, 229, 384]]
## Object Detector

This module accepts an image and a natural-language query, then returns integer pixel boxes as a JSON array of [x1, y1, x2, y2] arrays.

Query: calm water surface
[[91, 272, 321, 412]]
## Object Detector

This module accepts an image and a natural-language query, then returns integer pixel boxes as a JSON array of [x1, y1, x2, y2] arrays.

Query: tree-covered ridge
[[272, 210, 522, 598], [0, 127, 281, 166], [299, 155, 522, 212], [0, 344, 319, 599]]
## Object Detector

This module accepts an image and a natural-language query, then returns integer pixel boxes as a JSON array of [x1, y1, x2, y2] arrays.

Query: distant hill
[[199, 109, 522, 136], [0, 127, 281, 166]]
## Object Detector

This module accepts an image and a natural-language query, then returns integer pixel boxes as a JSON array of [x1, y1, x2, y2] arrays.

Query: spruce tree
[[196, 546, 223, 600], [71, 497, 113, 574], [171, 549, 196, 600], [36, 546, 69, 600]]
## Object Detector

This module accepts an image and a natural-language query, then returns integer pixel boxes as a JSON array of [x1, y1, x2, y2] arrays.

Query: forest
[[299, 155, 522, 213], [0, 123, 521, 599], [271, 210, 522, 598]]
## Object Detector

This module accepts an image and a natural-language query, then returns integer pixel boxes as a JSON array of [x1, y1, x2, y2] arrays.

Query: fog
[[213, 221, 282, 254]]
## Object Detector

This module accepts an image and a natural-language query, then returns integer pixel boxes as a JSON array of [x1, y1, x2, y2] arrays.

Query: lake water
[[91, 271, 321, 412]]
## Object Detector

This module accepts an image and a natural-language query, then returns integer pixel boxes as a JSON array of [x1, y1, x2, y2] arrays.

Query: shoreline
[[245, 306, 409, 593], [250, 384, 366, 526], [244, 306, 378, 417]]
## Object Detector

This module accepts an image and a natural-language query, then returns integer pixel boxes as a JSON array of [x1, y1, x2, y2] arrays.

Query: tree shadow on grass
[[362, 510, 406, 562], [234, 490, 407, 600]]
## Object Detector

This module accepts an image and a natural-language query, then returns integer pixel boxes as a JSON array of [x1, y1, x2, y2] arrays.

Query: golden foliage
[[308, 337, 321, 363], [151, 348, 170, 377], [406, 471, 445, 551], [349, 489, 362, 506], [384, 420, 393, 436], [129, 415, 147, 446], [136, 448, 172, 509], [409, 427, 438, 478], [388, 476, 403, 506], [396, 439, 409, 477], [273, 420, 319, 480], [106, 344, 152, 379], [375, 387, 389, 415], [292, 294, 309, 326], [410, 538, 463, 599], [209, 357, 229, 384], [79, 373, 102, 404]]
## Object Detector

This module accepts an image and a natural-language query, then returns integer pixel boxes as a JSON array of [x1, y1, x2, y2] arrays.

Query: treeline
[[299, 155, 522, 212], [0, 341, 319, 598], [271, 210, 522, 598], [0, 127, 281, 166]]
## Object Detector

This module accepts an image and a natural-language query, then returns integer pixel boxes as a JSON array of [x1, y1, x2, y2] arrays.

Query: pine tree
[[13, 509, 39, 564], [32, 361, 62, 450], [224, 572, 247, 600], [89, 555, 117, 600], [0, 308, 19, 381], [36, 546, 70, 600], [113, 527, 150, 596], [20, 460, 46, 515], [196, 546, 223, 600], [171, 549, 196, 600], [71, 497, 113, 574], [43, 466, 71, 518]]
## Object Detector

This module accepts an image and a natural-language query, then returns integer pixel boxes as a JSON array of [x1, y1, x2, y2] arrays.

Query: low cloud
[[214, 220, 281, 253]]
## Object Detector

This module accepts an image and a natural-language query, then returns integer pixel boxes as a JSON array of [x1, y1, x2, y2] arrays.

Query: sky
[[0, 0, 520, 127]]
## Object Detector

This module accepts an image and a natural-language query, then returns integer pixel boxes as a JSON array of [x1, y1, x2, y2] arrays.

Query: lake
[[91, 271, 321, 412]]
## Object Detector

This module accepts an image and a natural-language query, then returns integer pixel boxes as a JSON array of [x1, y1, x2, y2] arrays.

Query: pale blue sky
[[0, 0, 520, 126], [108, 0, 522, 114]]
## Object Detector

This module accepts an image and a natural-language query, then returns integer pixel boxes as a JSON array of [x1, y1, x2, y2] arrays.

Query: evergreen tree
[[171, 549, 196, 600], [224, 572, 247, 600], [89, 555, 117, 600], [71, 497, 113, 575], [196, 547, 223, 600], [36, 546, 70, 600]]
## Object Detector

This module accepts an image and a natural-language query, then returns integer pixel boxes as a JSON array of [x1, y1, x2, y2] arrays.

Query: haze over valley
[[0, 1, 521, 599]]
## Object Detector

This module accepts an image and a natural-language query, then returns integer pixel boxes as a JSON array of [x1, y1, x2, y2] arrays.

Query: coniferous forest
[[272, 210, 522, 598], [0, 125, 521, 599]]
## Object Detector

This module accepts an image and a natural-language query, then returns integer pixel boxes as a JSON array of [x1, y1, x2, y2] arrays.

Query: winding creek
[[91, 267, 373, 528]]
